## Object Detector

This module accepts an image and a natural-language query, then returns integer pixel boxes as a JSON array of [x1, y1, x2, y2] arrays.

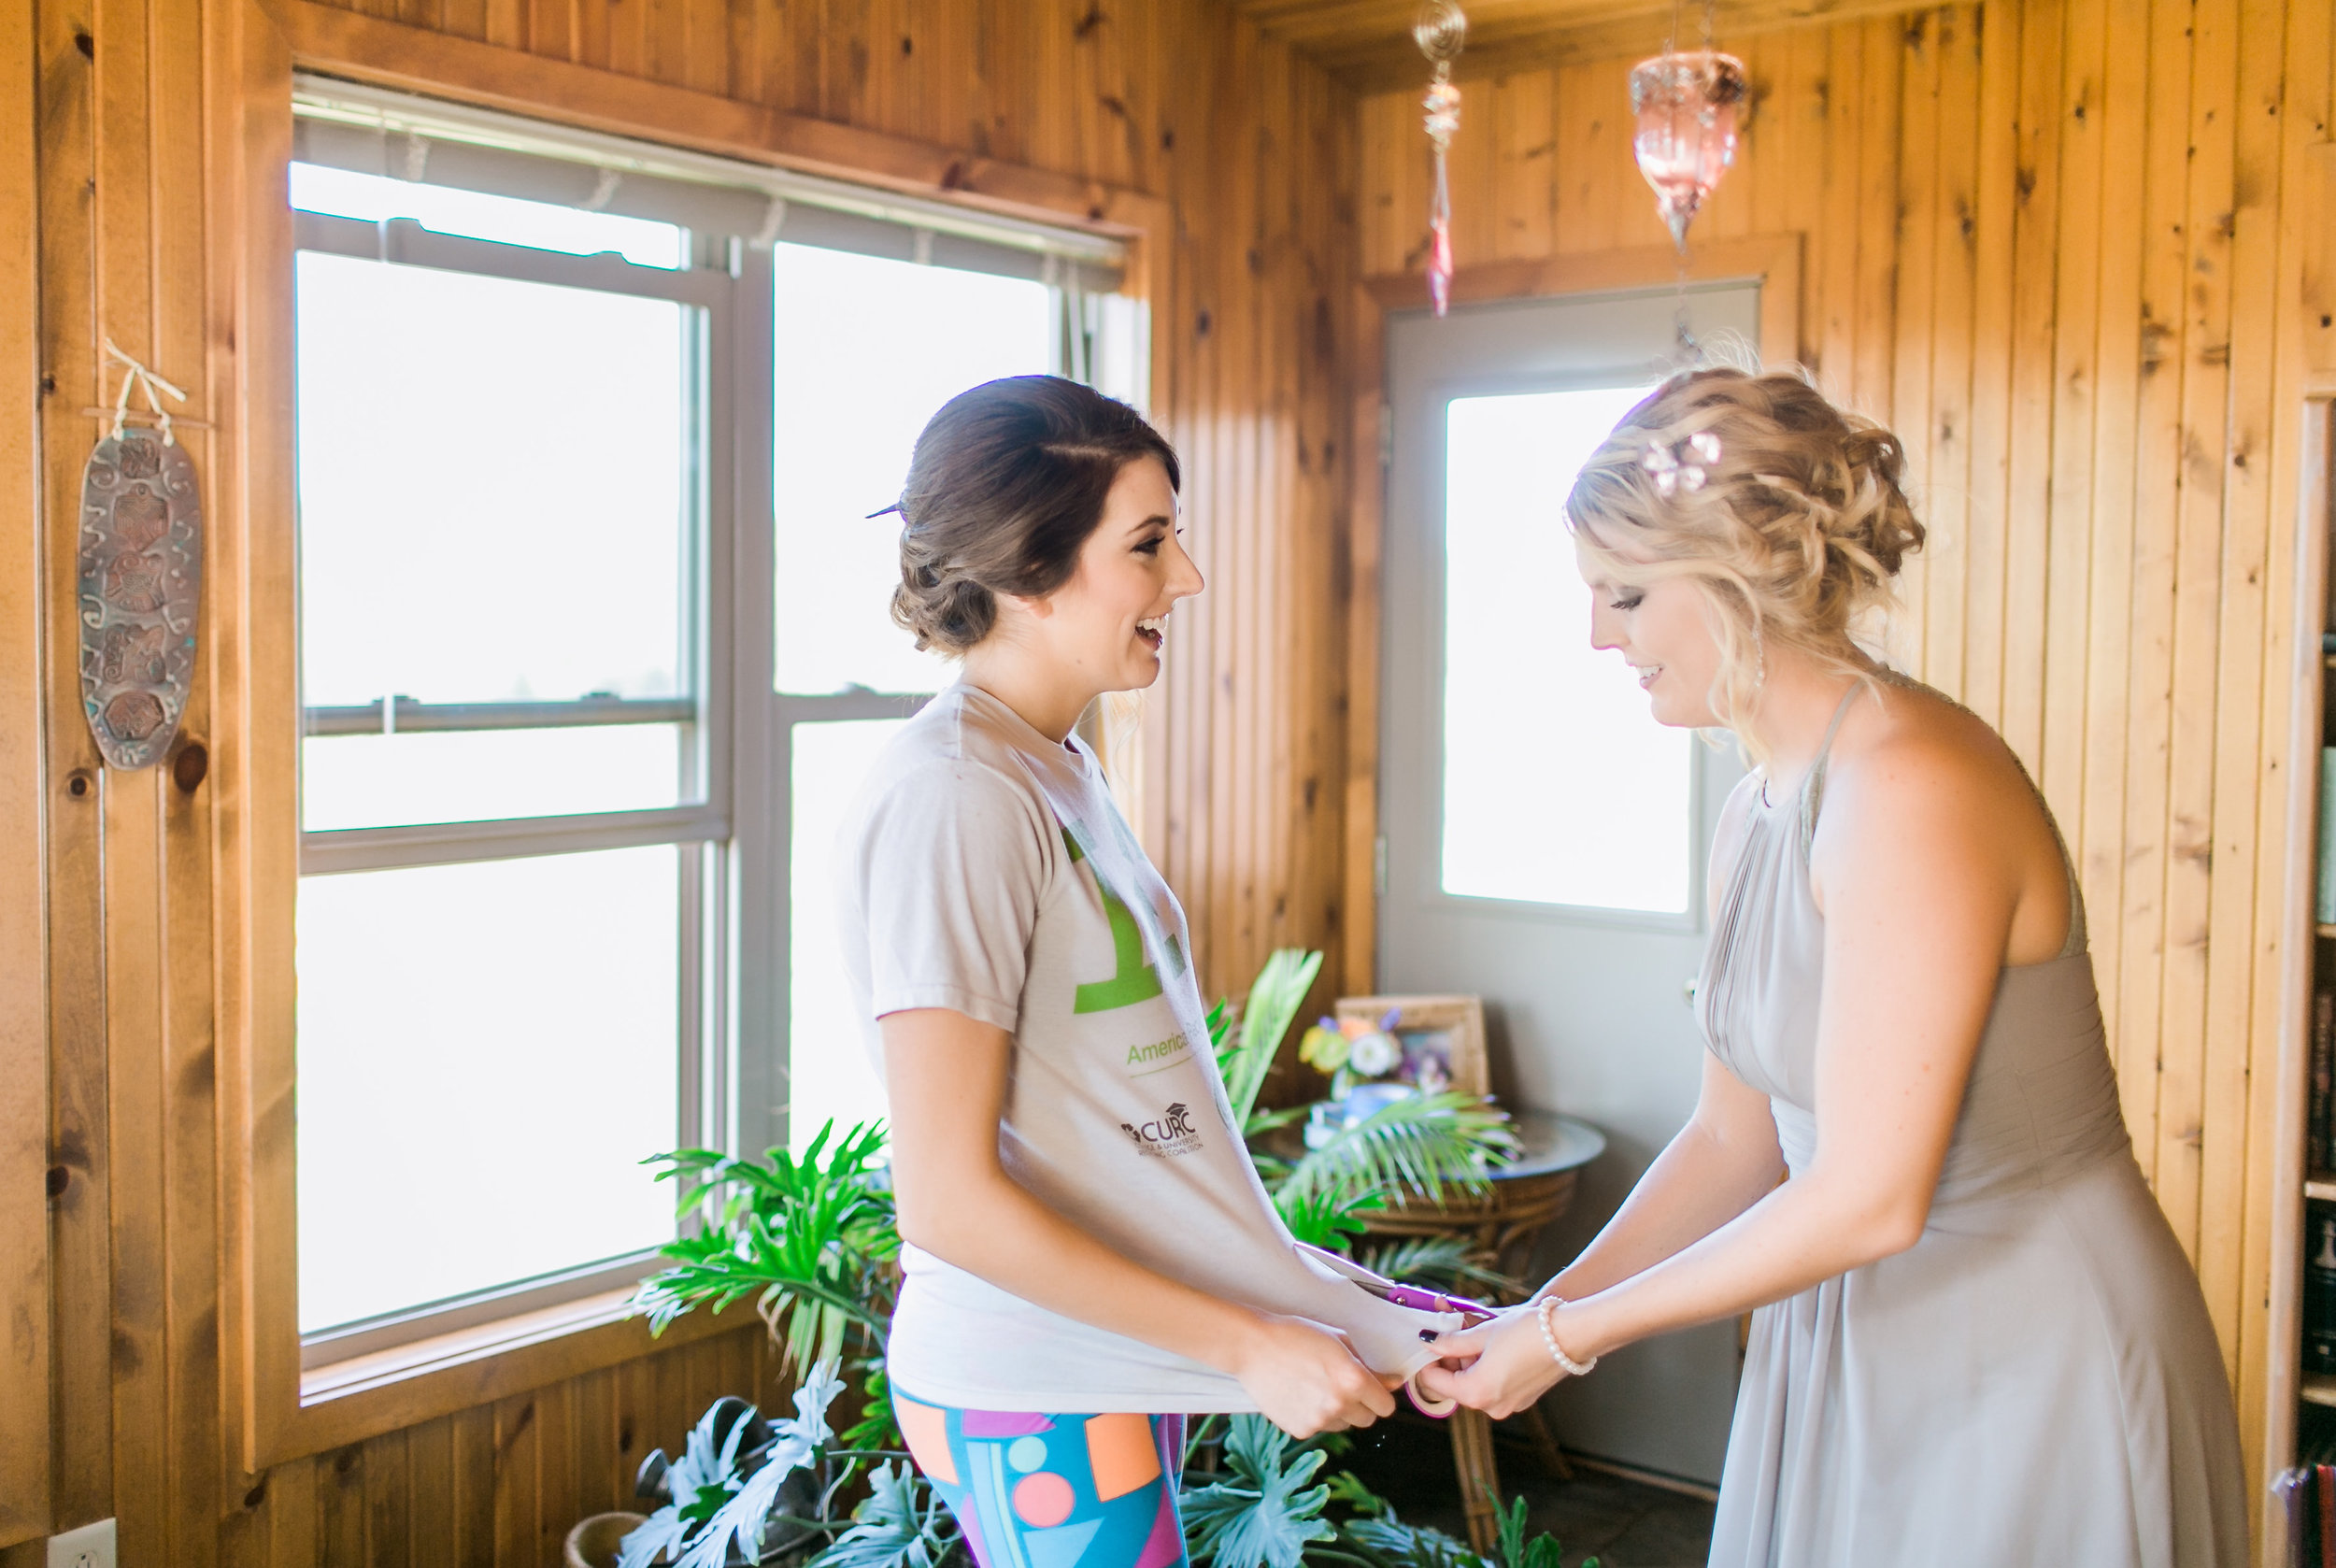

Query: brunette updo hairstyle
[[887, 375, 1182, 655], [1564, 367, 1924, 763]]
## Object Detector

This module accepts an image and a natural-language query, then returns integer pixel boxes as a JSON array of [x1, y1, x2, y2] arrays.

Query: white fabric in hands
[[835, 684, 1458, 1412]]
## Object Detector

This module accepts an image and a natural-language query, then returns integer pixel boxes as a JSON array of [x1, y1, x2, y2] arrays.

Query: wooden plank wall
[[4, 0, 1357, 1563], [0, 0, 52, 1547], [1356, 0, 2335, 1503]]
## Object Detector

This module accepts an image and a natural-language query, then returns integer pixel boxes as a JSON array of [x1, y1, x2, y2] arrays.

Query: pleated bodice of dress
[[1691, 680, 2246, 1568]]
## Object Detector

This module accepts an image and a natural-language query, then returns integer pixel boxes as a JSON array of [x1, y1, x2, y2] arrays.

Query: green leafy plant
[[1209, 949, 1518, 1264], [635, 1119, 904, 1449], [1181, 1415, 1594, 1568], [620, 1362, 849, 1568], [637, 1121, 898, 1366], [812, 1461, 961, 1568], [1183, 1416, 1340, 1568], [629, 949, 1543, 1568]]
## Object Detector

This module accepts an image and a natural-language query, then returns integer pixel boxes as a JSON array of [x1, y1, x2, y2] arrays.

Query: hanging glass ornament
[[1629, 48, 1747, 251], [1414, 0, 1467, 317]]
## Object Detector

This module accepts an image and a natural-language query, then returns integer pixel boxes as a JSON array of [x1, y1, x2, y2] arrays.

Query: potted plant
[[613, 950, 1557, 1568]]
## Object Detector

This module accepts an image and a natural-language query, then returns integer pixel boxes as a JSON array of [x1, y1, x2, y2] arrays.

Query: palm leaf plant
[[622, 949, 1535, 1568], [1208, 949, 1518, 1257]]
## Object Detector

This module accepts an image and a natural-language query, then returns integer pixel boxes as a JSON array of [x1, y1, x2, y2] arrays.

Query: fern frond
[[1278, 1092, 1517, 1204]]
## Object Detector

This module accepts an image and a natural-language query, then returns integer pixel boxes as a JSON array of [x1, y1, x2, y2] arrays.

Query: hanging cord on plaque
[[99, 337, 192, 447]]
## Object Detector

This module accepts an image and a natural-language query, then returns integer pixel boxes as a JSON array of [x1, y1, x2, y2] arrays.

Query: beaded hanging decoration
[[77, 339, 202, 770], [1414, 1, 1468, 318]]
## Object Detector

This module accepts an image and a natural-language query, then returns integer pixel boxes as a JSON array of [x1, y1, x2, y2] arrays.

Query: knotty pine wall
[[1, 0, 1356, 1561], [1358, 0, 2334, 1501]]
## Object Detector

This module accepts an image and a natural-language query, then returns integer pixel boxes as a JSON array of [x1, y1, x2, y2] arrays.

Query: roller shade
[[292, 76, 1127, 292]]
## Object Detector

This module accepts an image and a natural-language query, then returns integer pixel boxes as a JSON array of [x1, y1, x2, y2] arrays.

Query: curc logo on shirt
[[1120, 1102, 1204, 1158]]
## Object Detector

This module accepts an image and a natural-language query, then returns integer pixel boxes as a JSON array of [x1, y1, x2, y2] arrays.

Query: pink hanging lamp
[[1628, 9, 1747, 252], [1414, 0, 1467, 317]]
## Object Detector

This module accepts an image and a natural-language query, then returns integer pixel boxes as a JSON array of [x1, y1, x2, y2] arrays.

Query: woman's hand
[[1229, 1314, 1400, 1438], [1411, 1305, 1572, 1419]]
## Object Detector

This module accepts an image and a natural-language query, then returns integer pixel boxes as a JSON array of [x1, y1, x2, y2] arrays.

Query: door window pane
[[772, 245, 1051, 696], [294, 846, 681, 1332], [1441, 388, 1693, 914], [788, 719, 908, 1150]]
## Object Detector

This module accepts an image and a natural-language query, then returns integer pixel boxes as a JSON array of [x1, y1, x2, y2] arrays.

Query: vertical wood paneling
[[1919, 5, 1980, 708], [18, 0, 1359, 1557], [1960, 0, 2023, 731], [2077, 0, 2149, 1080], [36, 0, 121, 1535], [1887, 8, 1940, 674], [33, 0, 2329, 1558], [2195, 0, 2290, 1391], [363, 1430, 410, 1568], [0, 0, 52, 1545], [1352, 0, 2335, 1531], [2156, 0, 2240, 1267], [2116, 0, 2196, 1180]]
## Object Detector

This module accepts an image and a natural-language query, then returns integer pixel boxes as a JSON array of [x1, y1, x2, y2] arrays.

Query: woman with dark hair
[[834, 376, 1459, 1568], [1416, 367, 2245, 1566]]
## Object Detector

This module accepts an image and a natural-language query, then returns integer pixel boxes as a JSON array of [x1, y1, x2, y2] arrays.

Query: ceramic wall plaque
[[77, 429, 201, 769]]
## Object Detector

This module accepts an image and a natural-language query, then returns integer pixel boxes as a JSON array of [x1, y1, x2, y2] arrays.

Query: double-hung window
[[285, 81, 1134, 1376]]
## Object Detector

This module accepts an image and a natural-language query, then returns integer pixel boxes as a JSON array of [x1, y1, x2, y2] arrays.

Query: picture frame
[[1331, 993, 1489, 1098]]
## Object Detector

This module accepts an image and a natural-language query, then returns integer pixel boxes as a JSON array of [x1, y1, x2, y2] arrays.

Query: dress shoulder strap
[[1798, 683, 1866, 849]]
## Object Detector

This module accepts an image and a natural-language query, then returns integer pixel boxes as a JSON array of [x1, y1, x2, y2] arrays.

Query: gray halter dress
[[1696, 683, 2247, 1568]]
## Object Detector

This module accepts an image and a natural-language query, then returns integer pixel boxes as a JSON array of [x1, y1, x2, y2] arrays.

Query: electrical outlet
[[46, 1518, 116, 1568]]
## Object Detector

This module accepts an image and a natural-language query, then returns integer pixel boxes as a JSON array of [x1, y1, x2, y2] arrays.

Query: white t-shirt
[[835, 683, 1456, 1412]]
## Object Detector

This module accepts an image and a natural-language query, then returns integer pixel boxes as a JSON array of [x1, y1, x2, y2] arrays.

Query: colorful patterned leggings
[[892, 1390, 1189, 1568]]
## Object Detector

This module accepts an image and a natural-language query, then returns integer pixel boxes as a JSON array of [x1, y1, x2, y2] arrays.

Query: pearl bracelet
[[1537, 1296, 1598, 1376]]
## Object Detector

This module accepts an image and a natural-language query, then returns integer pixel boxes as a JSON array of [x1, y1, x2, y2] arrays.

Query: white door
[[1380, 283, 1758, 1484]]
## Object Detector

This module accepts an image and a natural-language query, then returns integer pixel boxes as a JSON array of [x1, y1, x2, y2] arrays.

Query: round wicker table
[[1361, 1110, 1606, 1552]]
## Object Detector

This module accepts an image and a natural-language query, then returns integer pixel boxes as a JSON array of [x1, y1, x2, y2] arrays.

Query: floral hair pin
[[1643, 430, 1723, 496]]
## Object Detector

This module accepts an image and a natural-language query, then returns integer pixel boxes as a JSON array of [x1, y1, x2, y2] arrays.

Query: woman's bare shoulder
[[1823, 679, 2050, 845]]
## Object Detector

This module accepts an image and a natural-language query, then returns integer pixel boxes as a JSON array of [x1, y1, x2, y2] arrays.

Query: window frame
[[286, 190, 743, 1359], [234, 72, 1160, 1468]]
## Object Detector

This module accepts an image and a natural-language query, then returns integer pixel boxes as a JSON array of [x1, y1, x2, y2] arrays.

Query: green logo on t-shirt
[[1063, 829, 1184, 1015]]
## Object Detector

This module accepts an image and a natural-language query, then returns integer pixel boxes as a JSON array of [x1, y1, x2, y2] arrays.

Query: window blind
[[292, 76, 1128, 292]]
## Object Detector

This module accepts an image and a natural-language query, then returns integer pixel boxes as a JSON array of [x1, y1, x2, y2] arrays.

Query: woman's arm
[[1417, 728, 2023, 1417], [883, 1006, 1397, 1436], [1531, 1050, 1787, 1304], [1522, 777, 1782, 1304]]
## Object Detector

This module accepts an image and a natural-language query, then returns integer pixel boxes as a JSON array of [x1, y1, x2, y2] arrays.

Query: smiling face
[[1025, 455, 1204, 693], [1576, 534, 1728, 729]]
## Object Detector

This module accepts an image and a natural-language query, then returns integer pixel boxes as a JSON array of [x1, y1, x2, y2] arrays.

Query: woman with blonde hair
[[1417, 367, 2245, 1565]]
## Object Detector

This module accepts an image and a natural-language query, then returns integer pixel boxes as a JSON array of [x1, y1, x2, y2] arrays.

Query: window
[[771, 244, 1061, 1150], [291, 158, 723, 1355], [286, 79, 1133, 1368], [1439, 386, 1693, 914]]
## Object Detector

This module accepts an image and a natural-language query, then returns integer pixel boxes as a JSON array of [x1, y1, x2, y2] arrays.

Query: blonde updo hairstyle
[[1563, 367, 1924, 767], [889, 375, 1181, 656]]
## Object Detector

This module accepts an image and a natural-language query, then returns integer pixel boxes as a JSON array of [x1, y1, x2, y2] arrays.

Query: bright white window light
[[292, 250, 693, 832], [1440, 386, 1693, 915], [295, 846, 680, 1332], [790, 719, 911, 1151], [772, 244, 1052, 696]]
